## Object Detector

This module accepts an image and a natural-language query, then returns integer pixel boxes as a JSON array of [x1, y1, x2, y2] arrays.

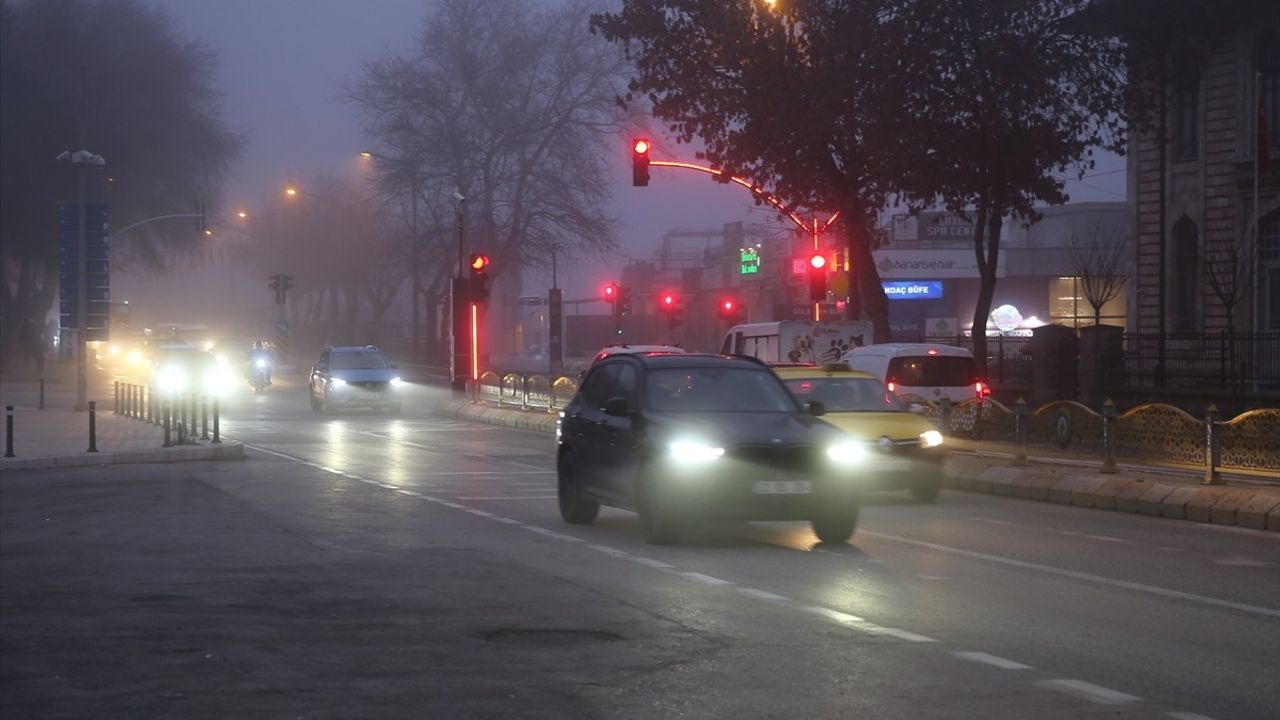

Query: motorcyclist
[[248, 341, 273, 386]]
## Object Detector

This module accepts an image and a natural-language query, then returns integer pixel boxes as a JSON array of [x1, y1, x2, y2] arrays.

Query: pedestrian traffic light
[[808, 252, 827, 304], [632, 138, 651, 187], [659, 290, 683, 328], [717, 296, 745, 323], [469, 253, 491, 303]]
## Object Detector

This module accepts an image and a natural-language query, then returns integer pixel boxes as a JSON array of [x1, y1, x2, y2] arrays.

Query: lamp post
[[56, 149, 106, 411], [360, 152, 424, 361]]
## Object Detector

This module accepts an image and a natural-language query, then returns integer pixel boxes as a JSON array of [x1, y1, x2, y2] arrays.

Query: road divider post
[[87, 401, 98, 453]]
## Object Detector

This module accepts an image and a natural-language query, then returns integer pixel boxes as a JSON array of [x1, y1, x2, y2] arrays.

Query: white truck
[[719, 321, 875, 364]]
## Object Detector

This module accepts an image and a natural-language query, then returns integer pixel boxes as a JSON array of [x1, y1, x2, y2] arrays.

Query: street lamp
[[56, 148, 107, 411], [284, 186, 298, 197], [361, 151, 426, 360]]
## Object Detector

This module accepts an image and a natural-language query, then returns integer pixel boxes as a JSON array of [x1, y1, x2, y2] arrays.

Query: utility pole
[[410, 170, 420, 361]]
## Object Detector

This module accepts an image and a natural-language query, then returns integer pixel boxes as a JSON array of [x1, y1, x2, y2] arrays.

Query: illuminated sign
[[740, 248, 760, 274], [881, 281, 944, 300]]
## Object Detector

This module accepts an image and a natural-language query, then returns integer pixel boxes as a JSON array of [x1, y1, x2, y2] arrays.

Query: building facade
[[1128, 22, 1280, 334]]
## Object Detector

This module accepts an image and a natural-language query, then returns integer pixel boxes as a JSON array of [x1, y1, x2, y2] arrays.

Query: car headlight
[[827, 441, 866, 464], [390, 376, 404, 388], [330, 377, 347, 388], [254, 358, 268, 369], [920, 430, 944, 447], [157, 367, 186, 394], [669, 440, 724, 464]]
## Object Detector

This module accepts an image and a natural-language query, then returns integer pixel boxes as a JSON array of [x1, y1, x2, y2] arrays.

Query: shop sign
[[873, 249, 1005, 279], [881, 280, 944, 300]]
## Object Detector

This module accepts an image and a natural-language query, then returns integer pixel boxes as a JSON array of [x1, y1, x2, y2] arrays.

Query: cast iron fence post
[[211, 396, 221, 444], [1203, 404, 1223, 486], [1101, 399, 1117, 474], [1013, 398, 1028, 467], [87, 400, 98, 452], [939, 396, 952, 436], [163, 398, 172, 447], [4, 405, 14, 457], [201, 395, 209, 440], [39, 377, 46, 410], [114, 381, 120, 415]]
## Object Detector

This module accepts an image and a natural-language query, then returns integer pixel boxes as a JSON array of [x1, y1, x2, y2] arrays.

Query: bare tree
[[347, 0, 627, 359], [1068, 223, 1132, 327], [1202, 233, 1256, 338]]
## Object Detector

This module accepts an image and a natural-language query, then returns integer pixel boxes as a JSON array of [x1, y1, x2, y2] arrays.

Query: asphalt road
[[2, 375, 1277, 719]]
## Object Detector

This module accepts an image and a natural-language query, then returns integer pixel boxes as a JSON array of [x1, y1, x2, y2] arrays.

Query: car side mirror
[[805, 401, 826, 417], [603, 396, 631, 417], [908, 403, 925, 414]]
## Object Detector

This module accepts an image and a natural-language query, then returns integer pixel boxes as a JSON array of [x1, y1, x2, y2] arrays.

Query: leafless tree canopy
[[346, 0, 628, 309], [1202, 232, 1257, 336], [1068, 223, 1131, 326]]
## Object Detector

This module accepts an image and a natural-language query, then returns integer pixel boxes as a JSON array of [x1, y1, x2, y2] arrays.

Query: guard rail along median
[[463, 371, 1278, 480]]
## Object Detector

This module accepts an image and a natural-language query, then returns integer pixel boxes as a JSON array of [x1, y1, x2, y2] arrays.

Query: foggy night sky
[[125, 0, 1126, 323]]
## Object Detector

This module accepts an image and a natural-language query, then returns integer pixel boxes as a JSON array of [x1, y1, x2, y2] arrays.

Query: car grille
[[727, 445, 819, 472], [869, 438, 929, 458], [349, 381, 389, 391]]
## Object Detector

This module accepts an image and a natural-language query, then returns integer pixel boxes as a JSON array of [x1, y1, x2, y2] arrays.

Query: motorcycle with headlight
[[249, 356, 271, 394]]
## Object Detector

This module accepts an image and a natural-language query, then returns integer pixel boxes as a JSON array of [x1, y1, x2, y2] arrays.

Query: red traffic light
[[663, 294, 676, 306], [604, 283, 617, 298], [722, 299, 734, 312], [633, 139, 650, 154], [470, 254, 490, 272], [809, 253, 827, 270]]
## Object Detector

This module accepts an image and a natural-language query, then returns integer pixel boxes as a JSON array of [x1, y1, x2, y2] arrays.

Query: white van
[[839, 343, 984, 403], [720, 321, 875, 364]]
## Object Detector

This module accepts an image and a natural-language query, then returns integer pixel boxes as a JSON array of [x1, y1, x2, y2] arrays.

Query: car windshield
[[783, 377, 906, 412], [887, 355, 976, 386], [331, 351, 389, 370], [646, 367, 798, 413]]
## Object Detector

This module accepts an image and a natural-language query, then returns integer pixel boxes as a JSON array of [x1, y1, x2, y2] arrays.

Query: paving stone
[[1236, 494, 1280, 530], [1210, 490, 1257, 526], [1066, 475, 1109, 507], [1113, 480, 1153, 513], [1136, 483, 1176, 516], [1090, 478, 1131, 510], [1158, 486, 1201, 519], [1185, 488, 1230, 523], [1268, 503, 1280, 532], [1028, 472, 1060, 502]]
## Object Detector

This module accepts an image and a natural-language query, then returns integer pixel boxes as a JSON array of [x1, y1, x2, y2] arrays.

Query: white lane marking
[[503, 460, 546, 470], [738, 588, 789, 603], [464, 508, 494, 517], [860, 530, 1280, 619], [1037, 679, 1140, 705], [970, 517, 1012, 525], [863, 626, 936, 643], [419, 495, 442, 502], [586, 544, 628, 557], [682, 572, 734, 586], [1166, 712, 1218, 720], [491, 517, 522, 524], [456, 495, 558, 501], [628, 556, 674, 569], [418, 471, 555, 476], [953, 651, 1032, 670], [916, 575, 947, 581], [1159, 547, 1184, 552], [519, 526, 584, 543], [800, 606, 936, 642], [1059, 530, 1127, 544], [1215, 557, 1271, 567], [439, 501, 465, 509], [803, 606, 865, 624]]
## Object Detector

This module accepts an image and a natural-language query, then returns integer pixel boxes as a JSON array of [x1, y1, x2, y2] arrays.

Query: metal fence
[[909, 331, 1280, 394]]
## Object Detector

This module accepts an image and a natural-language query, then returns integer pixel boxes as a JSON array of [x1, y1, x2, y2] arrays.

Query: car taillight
[[975, 381, 990, 397], [887, 381, 896, 393]]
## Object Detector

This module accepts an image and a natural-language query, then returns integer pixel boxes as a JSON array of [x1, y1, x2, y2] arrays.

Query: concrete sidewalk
[[1, 370, 243, 471], [435, 399, 1280, 531]]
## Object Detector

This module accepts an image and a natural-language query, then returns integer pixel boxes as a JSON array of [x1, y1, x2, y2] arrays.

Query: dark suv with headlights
[[309, 345, 403, 414], [556, 353, 864, 545]]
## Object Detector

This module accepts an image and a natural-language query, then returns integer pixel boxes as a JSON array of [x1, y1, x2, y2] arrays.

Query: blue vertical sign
[[58, 204, 110, 341]]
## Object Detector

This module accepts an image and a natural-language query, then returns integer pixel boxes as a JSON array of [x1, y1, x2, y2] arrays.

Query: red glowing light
[[664, 295, 674, 305], [927, 348, 940, 355], [810, 254, 826, 269], [975, 381, 990, 397], [887, 381, 897, 393], [633, 139, 650, 154], [604, 284, 616, 297], [722, 300, 734, 311], [470, 254, 490, 271]]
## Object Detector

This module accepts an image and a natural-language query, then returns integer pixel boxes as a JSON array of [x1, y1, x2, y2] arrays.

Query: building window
[[1048, 277, 1127, 328], [1172, 53, 1200, 160], [1258, 31, 1280, 160], [1261, 210, 1280, 331], [1172, 217, 1199, 331]]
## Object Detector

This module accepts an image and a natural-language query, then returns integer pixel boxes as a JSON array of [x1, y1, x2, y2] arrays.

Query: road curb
[[0, 441, 244, 471], [436, 401, 1280, 532]]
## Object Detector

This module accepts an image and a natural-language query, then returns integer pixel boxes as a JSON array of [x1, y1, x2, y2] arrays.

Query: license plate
[[874, 459, 912, 471], [753, 480, 812, 495]]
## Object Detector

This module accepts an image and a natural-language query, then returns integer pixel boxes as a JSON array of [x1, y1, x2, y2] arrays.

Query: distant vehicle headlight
[[920, 430, 944, 448], [157, 367, 186, 395], [108, 344, 121, 356], [826, 441, 866, 464], [203, 341, 215, 351], [254, 358, 268, 369], [128, 350, 143, 365], [389, 376, 404, 388], [669, 439, 724, 464], [330, 377, 347, 388]]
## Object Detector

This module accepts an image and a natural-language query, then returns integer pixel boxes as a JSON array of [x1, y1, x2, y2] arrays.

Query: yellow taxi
[[772, 363, 945, 502]]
